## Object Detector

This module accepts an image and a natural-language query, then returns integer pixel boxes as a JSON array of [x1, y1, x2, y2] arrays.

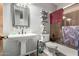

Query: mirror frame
[[11, 3, 30, 27]]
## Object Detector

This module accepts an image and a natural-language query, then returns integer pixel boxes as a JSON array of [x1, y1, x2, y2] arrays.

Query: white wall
[[3, 3, 20, 56], [28, 3, 57, 34], [3, 3, 57, 55]]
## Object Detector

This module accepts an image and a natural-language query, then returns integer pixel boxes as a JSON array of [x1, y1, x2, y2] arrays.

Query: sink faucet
[[21, 29, 23, 34], [18, 28, 24, 34]]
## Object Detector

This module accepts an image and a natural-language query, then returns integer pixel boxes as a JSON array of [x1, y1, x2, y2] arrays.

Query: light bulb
[[67, 18, 71, 21], [63, 16, 66, 19]]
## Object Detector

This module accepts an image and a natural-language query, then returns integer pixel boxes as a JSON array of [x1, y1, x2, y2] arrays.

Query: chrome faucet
[[21, 28, 23, 34]]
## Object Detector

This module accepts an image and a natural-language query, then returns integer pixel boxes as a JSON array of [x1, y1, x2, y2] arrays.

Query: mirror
[[11, 3, 30, 27]]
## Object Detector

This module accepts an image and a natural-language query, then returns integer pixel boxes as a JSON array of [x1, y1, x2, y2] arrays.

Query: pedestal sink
[[7, 33, 40, 56]]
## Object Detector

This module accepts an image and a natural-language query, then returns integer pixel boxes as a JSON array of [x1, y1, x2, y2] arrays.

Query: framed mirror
[[11, 3, 30, 27]]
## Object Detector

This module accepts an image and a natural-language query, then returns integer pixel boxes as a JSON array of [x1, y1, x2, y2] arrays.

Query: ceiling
[[32, 3, 72, 9], [53, 3, 72, 9]]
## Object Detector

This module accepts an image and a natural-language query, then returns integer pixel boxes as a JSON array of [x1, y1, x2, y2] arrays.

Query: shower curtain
[[50, 8, 64, 42]]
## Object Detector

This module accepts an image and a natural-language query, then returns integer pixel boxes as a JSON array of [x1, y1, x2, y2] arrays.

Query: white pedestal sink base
[[7, 34, 40, 56]]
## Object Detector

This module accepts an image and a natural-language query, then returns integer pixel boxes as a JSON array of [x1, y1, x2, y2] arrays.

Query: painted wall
[[3, 3, 57, 55], [3, 3, 20, 56]]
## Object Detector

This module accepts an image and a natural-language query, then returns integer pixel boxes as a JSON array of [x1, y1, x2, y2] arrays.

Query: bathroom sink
[[8, 33, 38, 38], [7, 33, 40, 43], [7, 33, 40, 55]]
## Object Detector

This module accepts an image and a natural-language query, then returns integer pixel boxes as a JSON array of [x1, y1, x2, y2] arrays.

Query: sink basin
[[8, 33, 37, 38]]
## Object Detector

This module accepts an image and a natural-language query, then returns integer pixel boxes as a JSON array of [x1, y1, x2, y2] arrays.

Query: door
[[0, 3, 3, 56]]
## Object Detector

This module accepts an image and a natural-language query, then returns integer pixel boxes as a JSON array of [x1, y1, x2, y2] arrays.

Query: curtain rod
[[63, 3, 76, 9]]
